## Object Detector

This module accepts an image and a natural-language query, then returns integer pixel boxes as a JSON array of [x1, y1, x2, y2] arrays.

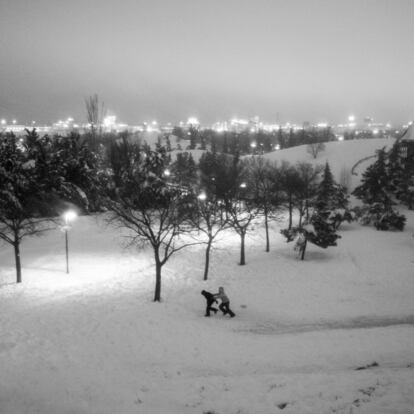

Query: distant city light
[[0, 119, 6, 125], [103, 115, 116, 128], [230, 118, 248, 125], [187, 117, 199, 125], [12, 119, 17, 124], [348, 115, 355, 122], [373, 129, 379, 135], [250, 142, 257, 148]]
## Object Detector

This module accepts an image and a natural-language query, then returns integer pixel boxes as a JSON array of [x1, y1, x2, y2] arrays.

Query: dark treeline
[[171, 125, 336, 154]]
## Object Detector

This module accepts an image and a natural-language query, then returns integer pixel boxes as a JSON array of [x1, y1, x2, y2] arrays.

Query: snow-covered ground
[[1, 139, 413, 414]]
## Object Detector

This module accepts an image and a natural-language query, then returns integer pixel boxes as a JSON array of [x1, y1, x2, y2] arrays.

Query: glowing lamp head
[[197, 192, 207, 201], [240, 182, 247, 189], [64, 210, 77, 223], [164, 169, 171, 177]]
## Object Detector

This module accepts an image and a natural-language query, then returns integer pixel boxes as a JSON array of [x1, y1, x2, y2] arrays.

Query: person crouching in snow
[[201, 290, 219, 317], [214, 287, 235, 317]]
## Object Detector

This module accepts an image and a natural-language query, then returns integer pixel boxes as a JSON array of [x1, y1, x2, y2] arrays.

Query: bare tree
[[104, 144, 199, 301], [339, 165, 352, 192], [279, 161, 301, 230], [85, 94, 105, 145], [307, 142, 325, 159], [190, 192, 229, 280], [244, 156, 283, 252], [223, 158, 262, 265], [294, 162, 323, 226]]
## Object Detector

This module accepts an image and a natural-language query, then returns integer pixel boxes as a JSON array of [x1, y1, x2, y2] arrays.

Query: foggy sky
[[1, 0, 414, 125]]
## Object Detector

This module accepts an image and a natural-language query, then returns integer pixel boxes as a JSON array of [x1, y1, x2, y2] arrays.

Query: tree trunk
[[300, 238, 307, 261], [288, 195, 293, 229], [239, 231, 246, 265], [203, 239, 212, 281], [14, 241, 22, 284], [153, 251, 162, 302], [264, 211, 270, 252]]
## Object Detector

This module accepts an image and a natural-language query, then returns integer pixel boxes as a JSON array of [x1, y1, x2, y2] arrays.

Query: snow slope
[[263, 138, 395, 190], [1, 139, 413, 414]]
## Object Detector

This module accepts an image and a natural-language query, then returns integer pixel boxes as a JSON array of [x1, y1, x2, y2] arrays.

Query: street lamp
[[62, 210, 77, 274]]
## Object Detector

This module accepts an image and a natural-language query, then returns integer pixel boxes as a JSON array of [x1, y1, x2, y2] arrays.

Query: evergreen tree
[[388, 141, 414, 210], [281, 210, 340, 261], [171, 152, 197, 187], [353, 148, 406, 231], [353, 149, 390, 206], [315, 162, 351, 229], [0, 130, 96, 283], [281, 164, 341, 261]]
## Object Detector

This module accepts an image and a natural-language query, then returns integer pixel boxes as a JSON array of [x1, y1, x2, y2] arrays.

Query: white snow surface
[[263, 137, 395, 190], [1, 139, 414, 414]]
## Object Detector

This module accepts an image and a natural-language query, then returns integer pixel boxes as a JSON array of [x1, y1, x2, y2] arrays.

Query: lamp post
[[62, 210, 77, 274]]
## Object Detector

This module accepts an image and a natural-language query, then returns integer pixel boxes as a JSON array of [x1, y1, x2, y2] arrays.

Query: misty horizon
[[1, 0, 414, 126]]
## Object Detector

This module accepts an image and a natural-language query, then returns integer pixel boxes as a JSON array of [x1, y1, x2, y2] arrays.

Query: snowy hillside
[[263, 138, 395, 189], [1, 139, 414, 414]]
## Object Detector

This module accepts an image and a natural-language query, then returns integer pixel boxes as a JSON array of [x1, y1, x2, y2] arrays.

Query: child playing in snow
[[214, 287, 236, 318], [201, 290, 218, 317]]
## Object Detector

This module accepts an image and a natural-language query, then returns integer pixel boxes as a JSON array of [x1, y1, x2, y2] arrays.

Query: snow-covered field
[[1, 139, 413, 414]]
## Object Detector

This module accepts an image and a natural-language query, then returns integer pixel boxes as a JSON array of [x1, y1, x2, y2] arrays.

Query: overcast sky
[[1, 0, 414, 125]]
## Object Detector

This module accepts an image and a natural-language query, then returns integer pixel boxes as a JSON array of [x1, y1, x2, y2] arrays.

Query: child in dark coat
[[214, 287, 236, 317], [201, 290, 218, 317]]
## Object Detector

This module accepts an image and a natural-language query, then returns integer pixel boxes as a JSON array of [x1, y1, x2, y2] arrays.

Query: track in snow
[[238, 314, 414, 335]]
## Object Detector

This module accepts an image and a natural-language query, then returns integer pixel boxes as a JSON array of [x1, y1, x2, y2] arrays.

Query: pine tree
[[388, 141, 414, 210], [281, 210, 340, 260], [0, 130, 97, 283], [353, 148, 390, 206], [352, 148, 406, 231], [315, 162, 351, 229], [171, 152, 197, 187]]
